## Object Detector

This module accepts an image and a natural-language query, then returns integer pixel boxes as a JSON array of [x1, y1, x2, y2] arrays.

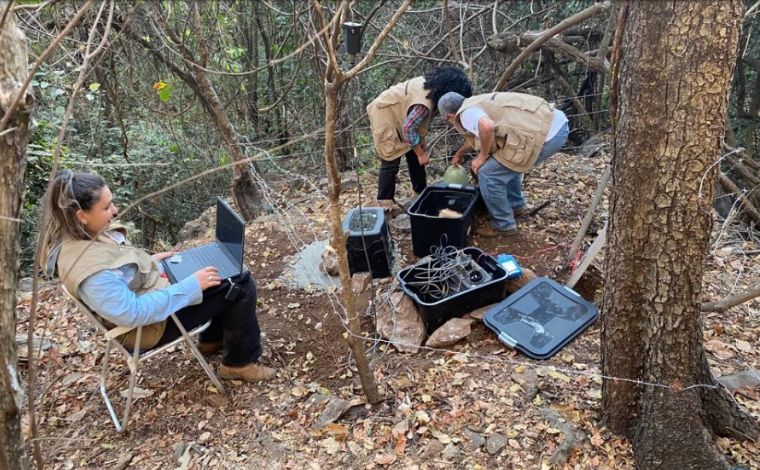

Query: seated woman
[[42, 170, 275, 383]]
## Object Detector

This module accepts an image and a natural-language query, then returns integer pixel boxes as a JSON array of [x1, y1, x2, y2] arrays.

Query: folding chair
[[61, 286, 225, 432]]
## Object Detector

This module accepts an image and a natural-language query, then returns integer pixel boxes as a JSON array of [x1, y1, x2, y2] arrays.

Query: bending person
[[42, 171, 275, 383], [367, 66, 472, 203], [438, 91, 569, 237]]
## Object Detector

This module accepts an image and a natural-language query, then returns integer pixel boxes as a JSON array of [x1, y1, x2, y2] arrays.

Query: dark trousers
[[155, 273, 262, 367], [376, 149, 427, 200]]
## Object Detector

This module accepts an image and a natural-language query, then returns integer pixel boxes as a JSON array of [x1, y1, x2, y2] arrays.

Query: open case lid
[[483, 277, 598, 359]]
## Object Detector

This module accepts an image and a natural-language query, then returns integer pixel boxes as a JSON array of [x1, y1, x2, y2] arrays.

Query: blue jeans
[[478, 123, 569, 231]]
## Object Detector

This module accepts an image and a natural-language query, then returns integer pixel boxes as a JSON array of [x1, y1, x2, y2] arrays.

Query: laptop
[[161, 198, 245, 283]]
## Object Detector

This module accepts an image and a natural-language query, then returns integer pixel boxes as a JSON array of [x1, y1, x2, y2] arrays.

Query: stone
[[320, 245, 340, 276], [462, 429, 485, 451], [505, 267, 537, 294], [485, 433, 507, 455], [511, 367, 540, 401], [389, 213, 411, 232], [425, 318, 473, 348], [441, 444, 459, 460], [375, 292, 426, 353], [376, 199, 405, 218], [351, 272, 374, 314], [314, 397, 352, 428], [717, 368, 760, 390], [420, 439, 444, 459], [466, 302, 499, 321], [351, 272, 372, 294], [177, 204, 216, 242], [397, 196, 418, 211]]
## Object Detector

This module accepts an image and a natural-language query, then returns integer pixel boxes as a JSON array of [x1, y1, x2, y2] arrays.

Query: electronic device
[[161, 198, 245, 283]]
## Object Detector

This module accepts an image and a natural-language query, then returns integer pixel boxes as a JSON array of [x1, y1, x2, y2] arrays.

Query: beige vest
[[57, 229, 170, 350], [455, 93, 554, 173], [366, 76, 433, 161]]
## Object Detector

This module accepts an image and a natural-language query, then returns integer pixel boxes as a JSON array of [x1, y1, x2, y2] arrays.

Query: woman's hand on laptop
[[152, 251, 178, 262], [194, 266, 222, 290]]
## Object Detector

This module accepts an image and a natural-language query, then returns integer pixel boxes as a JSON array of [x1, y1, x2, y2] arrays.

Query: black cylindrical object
[[343, 22, 363, 55]]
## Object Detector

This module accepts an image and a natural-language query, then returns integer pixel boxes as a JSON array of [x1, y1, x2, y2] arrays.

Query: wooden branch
[[545, 53, 595, 130], [726, 154, 760, 186], [719, 173, 760, 224], [701, 283, 760, 312], [566, 164, 611, 265], [488, 32, 608, 73], [0, 0, 94, 132], [493, 1, 610, 92]]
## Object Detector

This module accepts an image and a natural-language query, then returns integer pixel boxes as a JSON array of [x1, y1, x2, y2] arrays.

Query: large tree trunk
[[0, 2, 33, 468], [602, 1, 758, 469]]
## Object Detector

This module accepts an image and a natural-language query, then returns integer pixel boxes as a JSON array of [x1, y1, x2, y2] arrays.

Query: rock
[[466, 302, 499, 321], [390, 213, 411, 232], [376, 199, 404, 218], [314, 397, 352, 427], [441, 443, 459, 460], [485, 433, 507, 455], [320, 245, 340, 276], [425, 318, 473, 348], [351, 272, 374, 314], [462, 429, 485, 451], [717, 368, 760, 390], [505, 267, 537, 294], [177, 204, 216, 242], [204, 394, 230, 409], [397, 196, 417, 211], [351, 272, 372, 293], [420, 439, 444, 459], [511, 367, 539, 401], [375, 292, 426, 353]]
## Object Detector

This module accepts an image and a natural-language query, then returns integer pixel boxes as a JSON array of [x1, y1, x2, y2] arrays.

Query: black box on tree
[[342, 207, 393, 278]]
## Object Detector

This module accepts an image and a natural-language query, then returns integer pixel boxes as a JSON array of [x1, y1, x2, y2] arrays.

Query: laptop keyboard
[[187, 244, 239, 279]]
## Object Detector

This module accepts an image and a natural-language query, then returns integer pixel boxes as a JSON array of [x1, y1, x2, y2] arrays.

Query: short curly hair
[[423, 67, 473, 111]]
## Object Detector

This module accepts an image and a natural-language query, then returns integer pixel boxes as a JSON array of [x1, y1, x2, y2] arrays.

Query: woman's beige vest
[[366, 76, 433, 161], [57, 230, 170, 350], [454, 92, 554, 173]]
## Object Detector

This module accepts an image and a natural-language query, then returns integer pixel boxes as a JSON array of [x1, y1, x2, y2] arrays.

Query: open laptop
[[161, 198, 245, 283]]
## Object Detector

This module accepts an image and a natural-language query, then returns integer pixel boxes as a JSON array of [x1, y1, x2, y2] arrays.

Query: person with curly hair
[[367, 67, 472, 202]]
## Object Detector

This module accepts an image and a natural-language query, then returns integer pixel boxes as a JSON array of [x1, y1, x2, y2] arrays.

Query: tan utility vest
[[454, 92, 554, 173], [57, 229, 170, 350], [366, 76, 433, 161]]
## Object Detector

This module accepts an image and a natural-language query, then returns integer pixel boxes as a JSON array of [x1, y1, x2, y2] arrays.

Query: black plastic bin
[[342, 207, 393, 278], [408, 184, 479, 257], [398, 247, 509, 332]]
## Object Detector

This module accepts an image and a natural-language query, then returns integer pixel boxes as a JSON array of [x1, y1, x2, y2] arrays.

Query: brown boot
[[218, 363, 276, 382], [197, 341, 223, 354]]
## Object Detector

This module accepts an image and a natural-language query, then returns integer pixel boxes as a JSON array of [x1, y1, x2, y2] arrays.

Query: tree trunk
[[324, 80, 380, 404], [602, 1, 758, 468], [0, 2, 33, 467]]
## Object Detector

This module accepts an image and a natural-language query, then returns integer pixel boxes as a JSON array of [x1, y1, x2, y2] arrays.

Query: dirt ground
[[14, 151, 760, 469]]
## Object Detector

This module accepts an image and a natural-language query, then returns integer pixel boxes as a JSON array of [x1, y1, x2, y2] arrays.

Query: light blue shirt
[[78, 231, 202, 327]]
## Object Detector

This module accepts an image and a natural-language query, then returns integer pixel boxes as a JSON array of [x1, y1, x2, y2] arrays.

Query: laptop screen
[[216, 198, 245, 269]]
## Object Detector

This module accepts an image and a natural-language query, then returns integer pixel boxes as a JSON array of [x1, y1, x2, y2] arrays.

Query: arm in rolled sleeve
[[78, 267, 203, 328]]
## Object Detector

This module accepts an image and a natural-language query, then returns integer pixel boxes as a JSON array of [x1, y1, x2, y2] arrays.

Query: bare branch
[[493, 1, 610, 92], [0, 0, 94, 132], [702, 283, 760, 312]]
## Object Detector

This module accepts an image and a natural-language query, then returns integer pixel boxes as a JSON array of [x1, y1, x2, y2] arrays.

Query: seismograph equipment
[[484, 277, 598, 359], [398, 246, 509, 332], [408, 184, 479, 257], [342, 207, 393, 278]]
